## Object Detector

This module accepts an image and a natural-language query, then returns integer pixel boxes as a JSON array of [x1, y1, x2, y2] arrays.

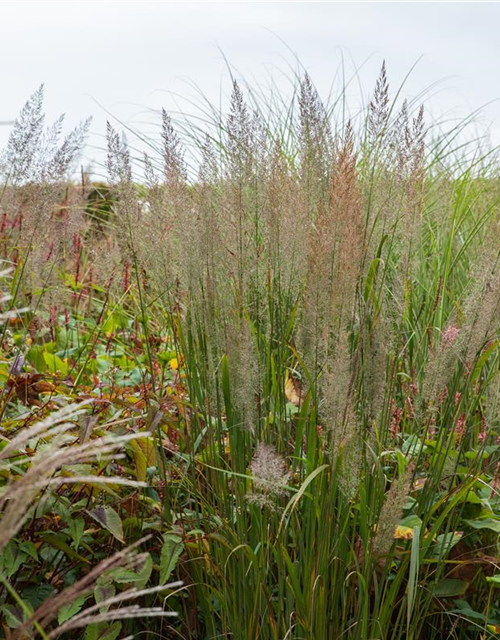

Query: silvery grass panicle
[[368, 61, 390, 148], [2, 85, 90, 186], [226, 314, 260, 433], [246, 442, 290, 509], [0, 86, 90, 298], [298, 74, 333, 213], [372, 466, 413, 558]]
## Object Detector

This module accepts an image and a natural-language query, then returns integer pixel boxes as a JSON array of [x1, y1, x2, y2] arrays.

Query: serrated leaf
[[87, 506, 124, 543]]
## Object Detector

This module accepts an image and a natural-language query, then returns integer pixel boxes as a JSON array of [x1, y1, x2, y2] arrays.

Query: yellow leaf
[[394, 525, 414, 540], [285, 373, 301, 407], [488, 626, 500, 635], [169, 358, 179, 370], [130, 437, 156, 482]]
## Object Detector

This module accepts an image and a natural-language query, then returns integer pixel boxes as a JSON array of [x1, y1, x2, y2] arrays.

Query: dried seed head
[[247, 443, 290, 509]]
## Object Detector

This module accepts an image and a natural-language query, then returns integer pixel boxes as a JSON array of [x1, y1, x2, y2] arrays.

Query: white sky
[[1, 2, 499, 176]]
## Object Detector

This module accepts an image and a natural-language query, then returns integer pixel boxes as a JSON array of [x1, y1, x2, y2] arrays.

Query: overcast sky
[[1, 2, 499, 175]]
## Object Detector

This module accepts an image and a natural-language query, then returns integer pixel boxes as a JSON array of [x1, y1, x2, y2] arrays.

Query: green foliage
[[2, 65, 500, 640]]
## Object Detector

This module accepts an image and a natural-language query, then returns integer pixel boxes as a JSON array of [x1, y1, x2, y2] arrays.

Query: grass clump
[[1, 64, 500, 639]]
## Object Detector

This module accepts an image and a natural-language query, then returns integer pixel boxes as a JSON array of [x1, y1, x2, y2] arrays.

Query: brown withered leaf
[[6, 374, 56, 406]]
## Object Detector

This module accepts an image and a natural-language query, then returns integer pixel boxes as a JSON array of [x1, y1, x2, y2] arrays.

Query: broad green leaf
[[67, 517, 86, 550], [430, 532, 463, 558], [58, 595, 87, 624], [22, 584, 55, 610], [0, 602, 32, 629], [84, 622, 122, 640], [434, 579, 468, 597], [487, 574, 500, 587], [94, 577, 115, 614], [464, 518, 500, 533], [0, 542, 26, 578], [18, 541, 38, 561], [43, 351, 68, 376], [160, 533, 184, 585], [87, 506, 124, 543], [451, 600, 488, 622], [109, 552, 152, 589], [399, 515, 423, 529], [39, 532, 90, 563]]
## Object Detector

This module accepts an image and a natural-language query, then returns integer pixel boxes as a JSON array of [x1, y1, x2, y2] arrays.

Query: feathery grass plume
[[192, 135, 227, 351], [105, 123, 143, 290], [105, 121, 159, 308], [106, 122, 132, 187], [303, 123, 363, 451], [226, 80, 255, 185], [0, 87, 90, 305], [321, 330, 354, 453], [422, 322, 462, 409], [361, 84, 409, 267], [329, 121, 363, 325], [336, 402, 363, 499], [2, 85, 45, 185], [300, 196, 332, 375], [372, 466, 412, 557], [128, 152, 170, 294], [162, 107, 187, 186], [399, 104, 426, 281], [246, 442, 290, 509], [461, 225, 500, 364], [363, 307, 390, 423], [223, 81, 264, 312], [226, 313, 260, 433], [298, 73, 333, 215], [265, 140, 303, 284], [2, 84, 90, 183], [140, 109, 193, 294], [300, 121, 362, 379], [368, 61, 390, 147], [391, 98, 410, 168]]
